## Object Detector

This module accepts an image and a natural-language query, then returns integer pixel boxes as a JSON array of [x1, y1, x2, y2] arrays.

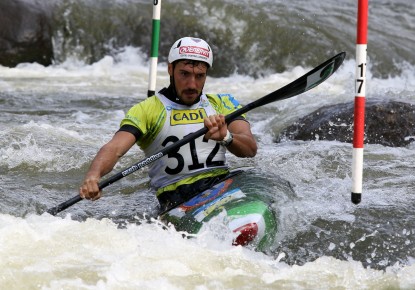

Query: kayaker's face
[[168, 61, 208, 105]]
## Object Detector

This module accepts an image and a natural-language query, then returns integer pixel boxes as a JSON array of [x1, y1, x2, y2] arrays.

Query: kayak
[[159, 168, 278, 252]]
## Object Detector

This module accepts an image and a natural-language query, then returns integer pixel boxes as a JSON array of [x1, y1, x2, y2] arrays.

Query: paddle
[[46, 52, 346, 216]]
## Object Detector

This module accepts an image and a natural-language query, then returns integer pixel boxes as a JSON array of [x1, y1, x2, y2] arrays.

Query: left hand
[[204, 114, 228, 141]]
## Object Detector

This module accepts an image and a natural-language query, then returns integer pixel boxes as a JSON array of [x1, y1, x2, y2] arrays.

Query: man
[[79, 37, 257, 211]]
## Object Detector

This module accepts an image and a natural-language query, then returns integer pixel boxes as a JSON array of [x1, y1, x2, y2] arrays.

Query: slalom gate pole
[[351, 0, 368, 204], [147, 0, 161, 97]]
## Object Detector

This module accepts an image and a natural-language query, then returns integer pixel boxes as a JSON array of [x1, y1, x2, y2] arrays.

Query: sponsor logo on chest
[[170, 108, 207, 125]]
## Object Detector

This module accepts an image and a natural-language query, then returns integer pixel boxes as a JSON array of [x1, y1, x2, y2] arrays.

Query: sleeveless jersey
[[120, 92, 244, 194]]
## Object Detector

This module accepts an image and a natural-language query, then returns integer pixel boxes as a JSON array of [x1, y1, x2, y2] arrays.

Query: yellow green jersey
[[120, 92, 245, 196]]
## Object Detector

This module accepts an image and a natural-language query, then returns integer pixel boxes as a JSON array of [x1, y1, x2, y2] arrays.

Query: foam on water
[[0, 213, 414, 289], [0, 120, 101, 172], [1, 45, 413, 103], [0, 47, 157, 97], [1, 37, 415, 288]]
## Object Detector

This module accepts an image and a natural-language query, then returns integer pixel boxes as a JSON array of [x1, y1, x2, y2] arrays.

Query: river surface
[[1, 0, 415, 289]]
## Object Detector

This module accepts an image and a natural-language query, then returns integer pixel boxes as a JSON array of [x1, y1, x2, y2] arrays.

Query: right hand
[[79, 175, 101, 201], [77, 131, 137, 201], [204, 114, 228, 141]]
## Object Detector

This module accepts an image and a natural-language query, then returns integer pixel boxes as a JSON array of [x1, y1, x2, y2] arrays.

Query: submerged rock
[[277, 100, 415, 147], [0, 0, 53, 67]]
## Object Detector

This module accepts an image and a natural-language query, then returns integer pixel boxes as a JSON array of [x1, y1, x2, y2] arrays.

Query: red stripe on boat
[[232, 223, 258, 246]]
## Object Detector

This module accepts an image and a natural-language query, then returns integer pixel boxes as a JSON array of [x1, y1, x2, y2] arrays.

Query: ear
[[168, 63, 173, 76]]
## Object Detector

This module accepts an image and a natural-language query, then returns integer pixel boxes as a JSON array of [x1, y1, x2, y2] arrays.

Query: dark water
[[46, 0, 414, 78]]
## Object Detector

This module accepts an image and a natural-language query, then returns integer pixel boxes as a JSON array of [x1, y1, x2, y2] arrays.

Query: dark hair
[[173, 59, 209, 69]]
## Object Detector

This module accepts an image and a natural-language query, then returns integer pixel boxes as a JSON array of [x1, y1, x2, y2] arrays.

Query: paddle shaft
[[46, 52, 346, 216]]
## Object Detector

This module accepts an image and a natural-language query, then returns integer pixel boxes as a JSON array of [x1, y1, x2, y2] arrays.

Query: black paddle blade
[[225, 52, 346, 121], [264, 51, 346, 105]]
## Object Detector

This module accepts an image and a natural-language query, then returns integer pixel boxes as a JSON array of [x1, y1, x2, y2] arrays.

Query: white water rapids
[[1, 45, 415, 288]]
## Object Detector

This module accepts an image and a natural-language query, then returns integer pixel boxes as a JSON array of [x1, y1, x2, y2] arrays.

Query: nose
[[186, 74, 197, 89]]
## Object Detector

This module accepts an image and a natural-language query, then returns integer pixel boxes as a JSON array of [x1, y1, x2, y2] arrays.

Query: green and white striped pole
[[147, 0, 161, 97]]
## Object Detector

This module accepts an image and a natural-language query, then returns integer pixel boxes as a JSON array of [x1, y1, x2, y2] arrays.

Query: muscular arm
[[79, 131, 137, 200], [226, 119, 257, 157]]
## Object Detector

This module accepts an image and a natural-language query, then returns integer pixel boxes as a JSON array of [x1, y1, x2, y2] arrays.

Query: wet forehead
[[175, 60, 208, 73]]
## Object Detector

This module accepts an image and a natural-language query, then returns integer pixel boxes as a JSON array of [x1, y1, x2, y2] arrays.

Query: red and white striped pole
[[351, 0, 368, 204]]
